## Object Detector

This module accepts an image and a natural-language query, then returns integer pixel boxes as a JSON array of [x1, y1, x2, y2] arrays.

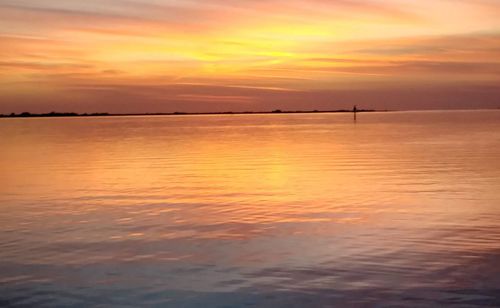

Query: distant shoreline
[[0, 109, 382, 118]]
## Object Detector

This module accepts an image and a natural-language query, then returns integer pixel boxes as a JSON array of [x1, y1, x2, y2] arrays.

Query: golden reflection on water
[[1, 111, 500, 306]]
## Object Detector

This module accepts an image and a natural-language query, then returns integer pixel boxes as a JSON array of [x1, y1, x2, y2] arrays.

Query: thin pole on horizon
[[353, 105, 357, 123]]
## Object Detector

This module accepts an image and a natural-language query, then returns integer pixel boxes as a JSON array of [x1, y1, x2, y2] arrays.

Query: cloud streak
[[0, 0, 499, 112]]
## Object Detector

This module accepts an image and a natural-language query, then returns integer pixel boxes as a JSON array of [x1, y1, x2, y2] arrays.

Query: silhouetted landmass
[[0, 112, 110, 118], [0, 109, 381, 118]]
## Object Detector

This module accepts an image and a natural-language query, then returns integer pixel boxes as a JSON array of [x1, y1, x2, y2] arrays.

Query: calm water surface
[[1, 110, 500, 307]]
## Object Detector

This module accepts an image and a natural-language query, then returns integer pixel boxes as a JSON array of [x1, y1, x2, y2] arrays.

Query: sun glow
[[1, 0, 500, 112]]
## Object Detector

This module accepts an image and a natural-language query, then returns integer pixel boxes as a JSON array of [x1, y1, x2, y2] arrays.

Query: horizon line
[[2, 108, 500, 119]]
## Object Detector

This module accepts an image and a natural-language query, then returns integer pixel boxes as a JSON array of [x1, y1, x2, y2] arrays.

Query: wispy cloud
[[1, 0, 499, 112]]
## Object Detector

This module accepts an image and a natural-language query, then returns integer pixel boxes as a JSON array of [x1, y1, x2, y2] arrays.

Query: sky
[[1, 0, 500, 113]]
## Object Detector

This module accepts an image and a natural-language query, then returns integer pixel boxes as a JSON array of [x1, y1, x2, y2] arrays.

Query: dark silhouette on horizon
[[0, 109, 380, 118], [0, 112, 110, 118]]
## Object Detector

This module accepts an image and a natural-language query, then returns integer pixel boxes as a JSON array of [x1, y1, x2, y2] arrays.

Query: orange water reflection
[[1, 111, 500, 305]]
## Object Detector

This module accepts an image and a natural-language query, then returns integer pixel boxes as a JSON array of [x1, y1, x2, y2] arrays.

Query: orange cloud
[[1, 0, 500, 112]]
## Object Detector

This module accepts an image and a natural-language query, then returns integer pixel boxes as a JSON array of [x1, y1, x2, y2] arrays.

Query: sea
[[1, 110, 499, 307]]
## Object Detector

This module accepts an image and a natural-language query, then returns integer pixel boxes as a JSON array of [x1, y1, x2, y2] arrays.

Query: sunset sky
[[1, 0, 499, 113]]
